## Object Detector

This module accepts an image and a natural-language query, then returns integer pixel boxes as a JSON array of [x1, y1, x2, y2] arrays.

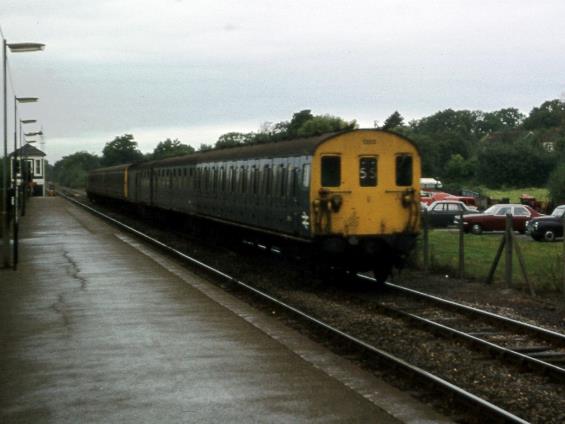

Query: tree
[[286, 110, 314, 138], [198, 143, 213, 152], [296, 114, 357, 137], [523, 99, 565, 130], [152, 138, 194, 160], [382, 111, 404, 130], [408, 109, 485, 177], [477, 108, 525, 134], [476, 141, 556, 187], [215, 132, 248, 149], [52, 151, 101, 188], [444, 154, 475, 181], [547, 164, 565, 204], [101, 134, 143, 166], [547, 163, 565, 204]]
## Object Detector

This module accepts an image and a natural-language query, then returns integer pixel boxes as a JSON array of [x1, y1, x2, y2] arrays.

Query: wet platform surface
[[0, 197, 450, 423]]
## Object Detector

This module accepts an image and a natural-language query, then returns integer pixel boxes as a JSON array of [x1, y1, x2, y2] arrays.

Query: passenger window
[[302, 163, 311, 188], [252, 166, 259, 194], [220, 167, 226, 192], [513, 207, 529, 216], [213, 168, 219, 192], [321, 156, 340, 187], [359, 156, 377, 187], [230, 167, 236, 192], [496, 207, 512, 216], [290, 167, 298, 197], [280, 165, 287, 197], [240, 166, 247, 193], [396, 155, 413, 186], [263, 165, 271, 195]]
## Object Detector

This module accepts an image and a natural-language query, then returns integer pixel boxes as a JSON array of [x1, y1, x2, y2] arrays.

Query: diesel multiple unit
[[87, 129, 421, 281]]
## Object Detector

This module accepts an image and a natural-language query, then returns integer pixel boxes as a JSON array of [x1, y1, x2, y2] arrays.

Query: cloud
[[3, 0, 565, 163]]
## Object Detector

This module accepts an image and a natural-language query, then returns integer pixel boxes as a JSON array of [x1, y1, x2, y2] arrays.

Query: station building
[[9, 144, 47, 197]]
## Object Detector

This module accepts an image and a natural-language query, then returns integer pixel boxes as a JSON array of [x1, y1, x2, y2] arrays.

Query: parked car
[[420, 190, 478, 208], [424, 200, 479, 228], [457, 204, 543, 234], [526, 205, 565, 242]]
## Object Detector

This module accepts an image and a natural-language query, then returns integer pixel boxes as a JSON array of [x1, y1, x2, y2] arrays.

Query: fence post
[[505, 213, 513, 288], [458, 212, 464, 278], [486, 236, 505, 285], [423, 208, 429, 272], [512, 232, 534, 296]]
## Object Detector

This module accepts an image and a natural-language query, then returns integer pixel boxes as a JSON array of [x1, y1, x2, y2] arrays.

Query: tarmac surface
[[0, 197, 451, 423]]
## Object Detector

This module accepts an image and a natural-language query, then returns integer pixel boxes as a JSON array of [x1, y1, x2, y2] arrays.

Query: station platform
[[0, 197, 450, 423]]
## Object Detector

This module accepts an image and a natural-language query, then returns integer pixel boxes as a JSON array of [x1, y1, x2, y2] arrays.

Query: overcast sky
[[2, 0, 565, 163]]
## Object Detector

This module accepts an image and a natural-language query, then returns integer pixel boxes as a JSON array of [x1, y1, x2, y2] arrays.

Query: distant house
[[542, 141, 555, 152], [9, 144, 47, 196]]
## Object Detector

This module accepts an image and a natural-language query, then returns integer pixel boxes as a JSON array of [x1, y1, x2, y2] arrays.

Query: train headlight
[[313, 199, 321, 213], [401, 189, 415, 208], [330, 195, 343, 212]]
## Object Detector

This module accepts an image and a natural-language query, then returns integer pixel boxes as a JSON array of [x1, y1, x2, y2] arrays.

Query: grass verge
[[412, 229, 564, 292]]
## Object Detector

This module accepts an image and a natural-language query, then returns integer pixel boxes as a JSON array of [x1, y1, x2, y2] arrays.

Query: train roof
[[136, 132, 338, 169], [89, 163, 131, 174], [91, 129, 419, 173], [134, 129, 418, 169]]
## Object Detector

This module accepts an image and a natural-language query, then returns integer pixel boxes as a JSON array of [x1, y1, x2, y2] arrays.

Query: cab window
[[321, 156, 340, 187], [359, 156, 377, 187], [396, 155, 413, 186]]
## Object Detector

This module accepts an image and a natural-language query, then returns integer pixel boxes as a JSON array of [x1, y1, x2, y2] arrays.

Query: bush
[[547, 163, 565, 204]]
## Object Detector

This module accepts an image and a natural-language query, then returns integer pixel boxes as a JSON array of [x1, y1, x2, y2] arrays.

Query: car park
[[424, 200, 479, 228], [526, 205, 565, 241], [458, 204, 542, 234]]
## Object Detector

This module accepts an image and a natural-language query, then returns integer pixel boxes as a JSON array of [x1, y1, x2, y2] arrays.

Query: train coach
[[87, 129, 421, 282]]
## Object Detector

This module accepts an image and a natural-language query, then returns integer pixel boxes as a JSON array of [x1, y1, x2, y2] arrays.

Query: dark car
[[458, 204, 543, 234], [526, 205, 565, 241], [424, 200, 479, 228]]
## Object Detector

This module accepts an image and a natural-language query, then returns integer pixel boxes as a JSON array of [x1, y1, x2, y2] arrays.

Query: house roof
[[9, 143, 46, 157]]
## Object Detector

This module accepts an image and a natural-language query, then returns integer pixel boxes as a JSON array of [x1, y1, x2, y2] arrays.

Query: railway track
[[356, 275, 565, 382], [59, 192, 539, 423]]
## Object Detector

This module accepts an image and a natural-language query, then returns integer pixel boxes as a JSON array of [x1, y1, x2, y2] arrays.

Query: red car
[[457, 204, 543, 234]]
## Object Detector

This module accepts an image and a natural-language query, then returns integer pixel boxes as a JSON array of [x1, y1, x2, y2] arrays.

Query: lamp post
[[2, 39, 44, 268], [11, 98, 38, 268]]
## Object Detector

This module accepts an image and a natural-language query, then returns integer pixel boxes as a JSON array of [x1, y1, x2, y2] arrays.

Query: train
[[87, 129, 421, 282]]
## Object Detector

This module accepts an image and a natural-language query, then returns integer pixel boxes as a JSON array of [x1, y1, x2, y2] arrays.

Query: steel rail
[[60, 193, 529, 424], [385, 304, 565, 381], [358, 274, 565, 345]]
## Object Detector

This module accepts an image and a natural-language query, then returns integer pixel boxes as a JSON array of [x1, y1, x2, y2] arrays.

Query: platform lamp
[[11, 98, 38, 267], [2, 40, 44, 268]]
